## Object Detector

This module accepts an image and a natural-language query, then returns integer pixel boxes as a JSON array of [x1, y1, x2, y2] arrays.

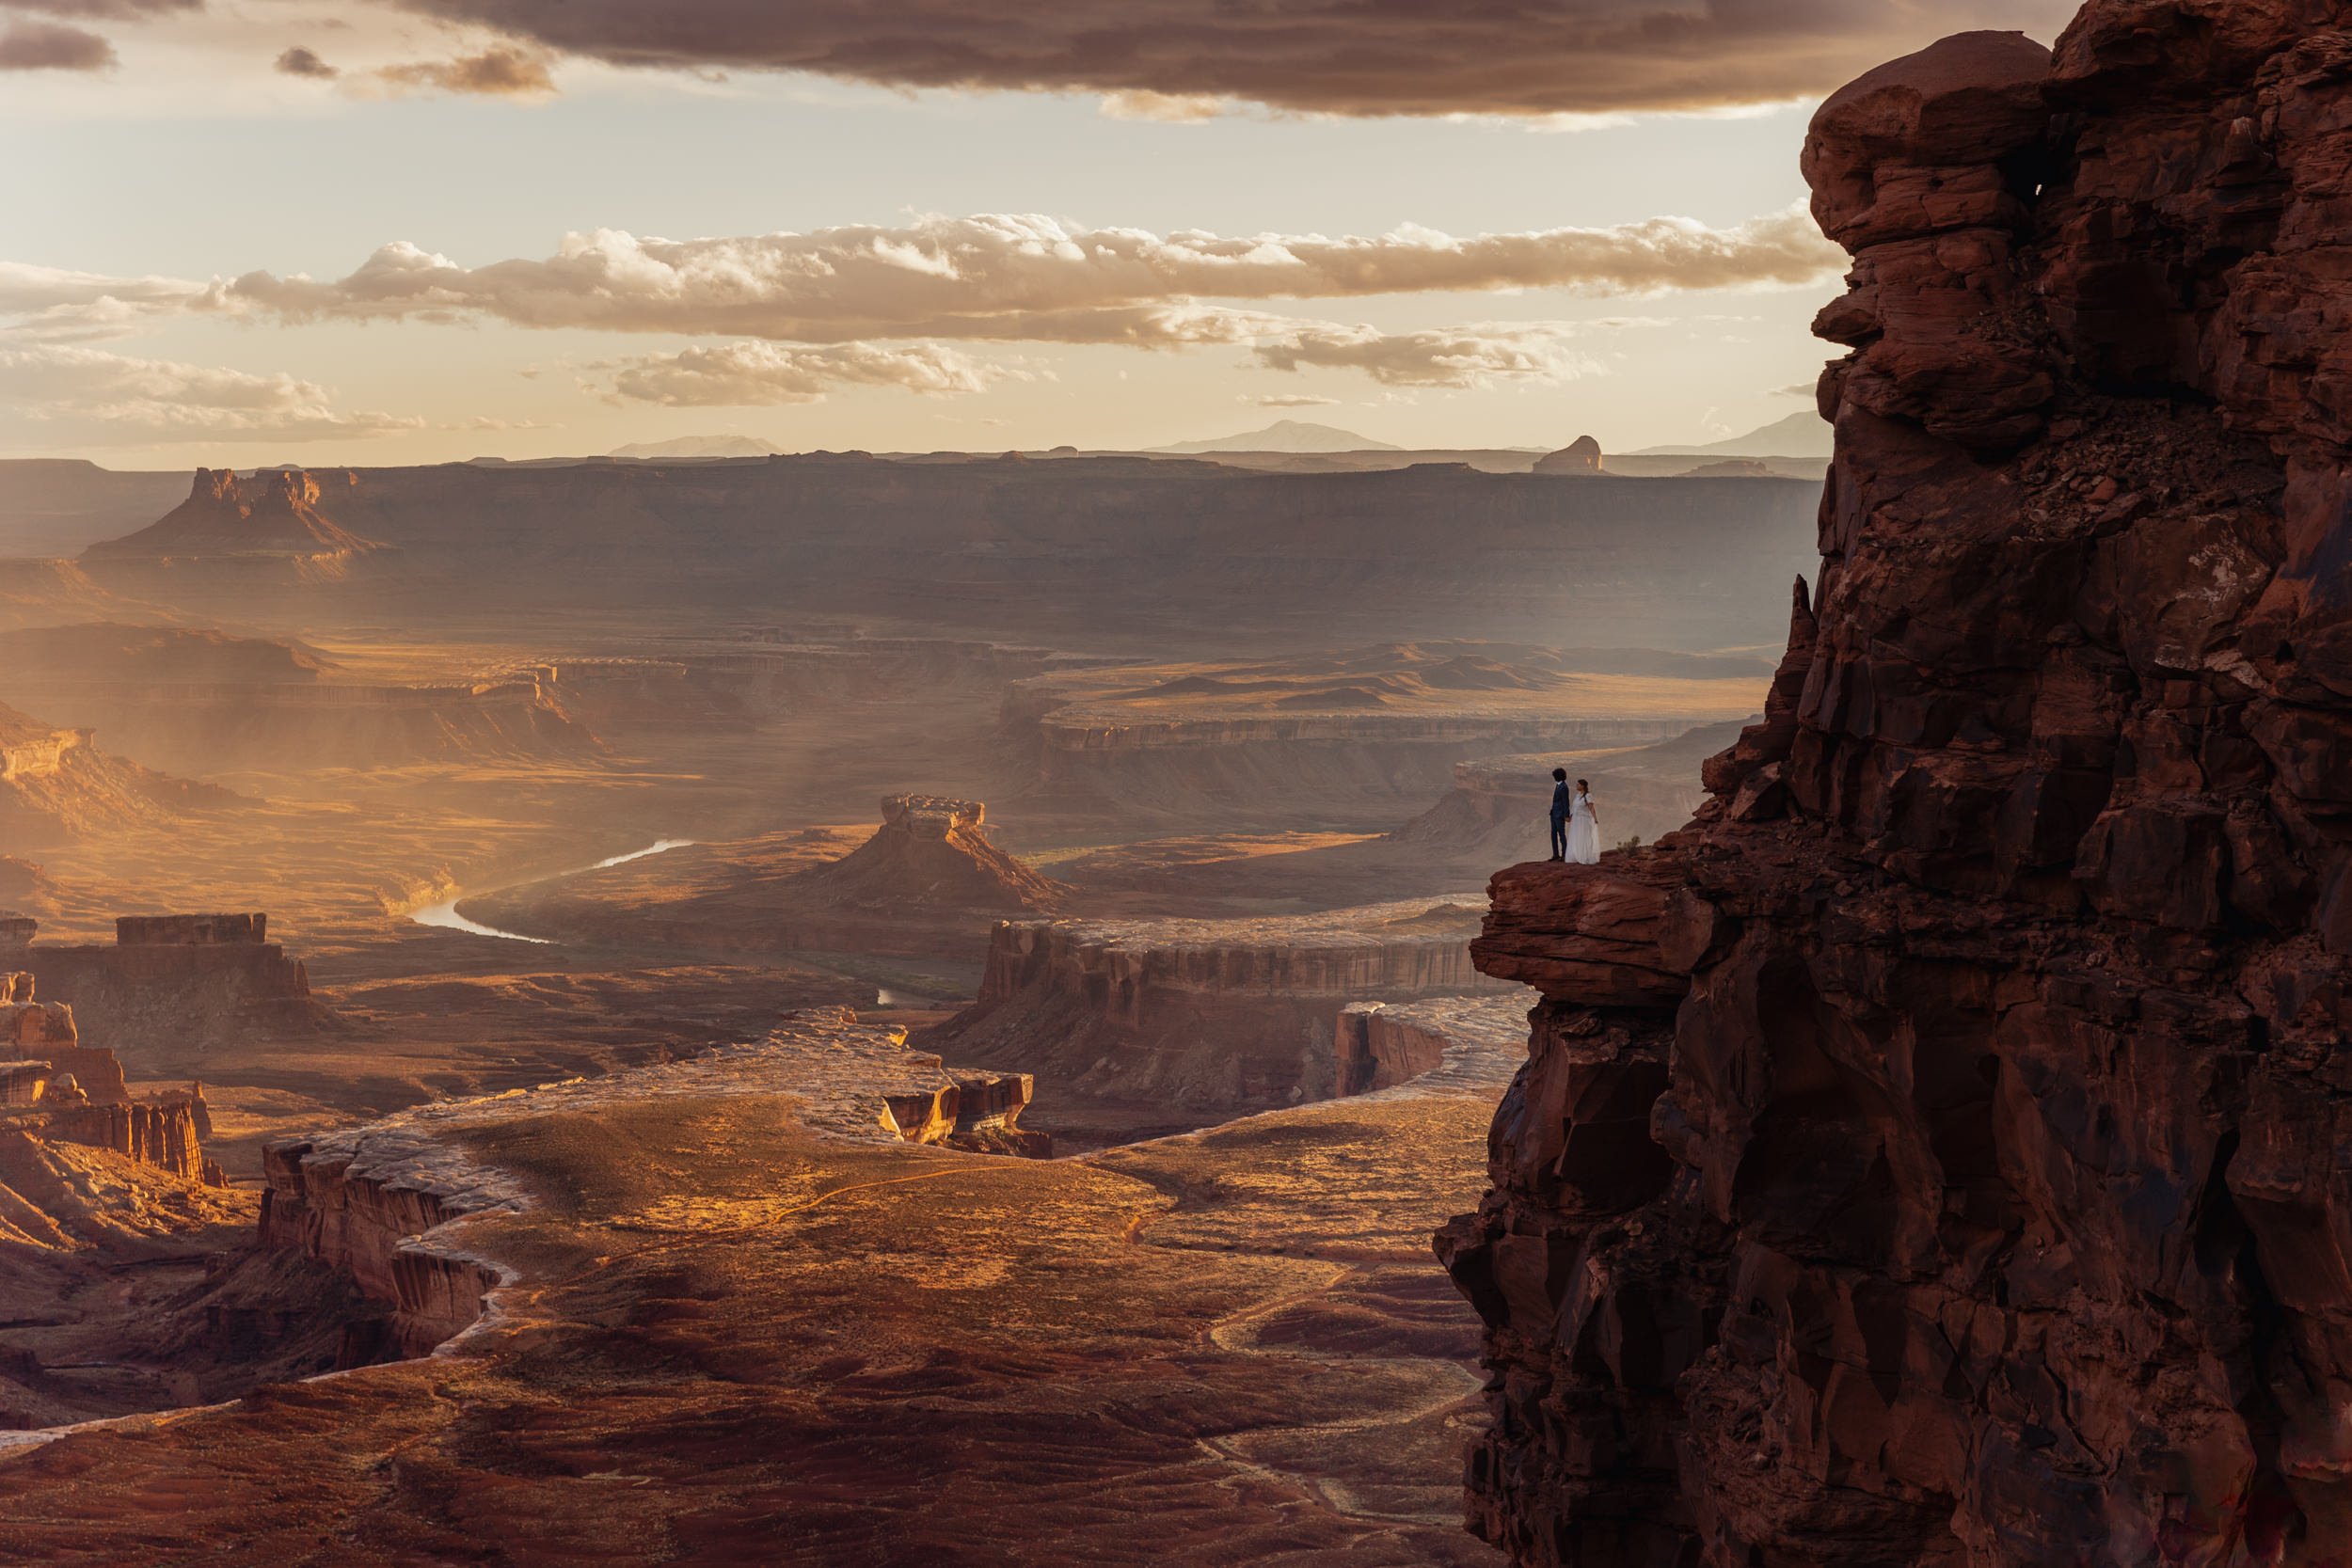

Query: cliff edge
[[1440, 9, 2352, 1564]]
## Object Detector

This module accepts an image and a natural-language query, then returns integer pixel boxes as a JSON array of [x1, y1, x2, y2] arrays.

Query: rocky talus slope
[[1439, 10, 2352, 1564]]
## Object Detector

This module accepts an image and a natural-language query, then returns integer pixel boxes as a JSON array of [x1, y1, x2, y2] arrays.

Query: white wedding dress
[[1565, 792, 1601, 864]]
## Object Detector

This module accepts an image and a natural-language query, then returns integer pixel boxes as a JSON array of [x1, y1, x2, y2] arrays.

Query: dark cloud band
[[387, 0, 2081, 116]]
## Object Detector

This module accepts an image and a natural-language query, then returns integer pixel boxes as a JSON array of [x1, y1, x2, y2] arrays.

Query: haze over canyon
[[13, 1, 2345, 1566]]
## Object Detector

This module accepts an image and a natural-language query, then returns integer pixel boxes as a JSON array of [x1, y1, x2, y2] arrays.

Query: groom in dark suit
[[1549, 768, 1571, 861]]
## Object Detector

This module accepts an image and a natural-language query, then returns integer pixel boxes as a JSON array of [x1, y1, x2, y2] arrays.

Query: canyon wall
[[1439, 11, 2352, 1565], [257, 1133, 510, 1363], [1335, 995, 1533, 1099], [926, 899, 1509, 1109]]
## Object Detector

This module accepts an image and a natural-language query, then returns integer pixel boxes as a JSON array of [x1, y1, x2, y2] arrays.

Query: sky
[[0, 0, 2084, 467]]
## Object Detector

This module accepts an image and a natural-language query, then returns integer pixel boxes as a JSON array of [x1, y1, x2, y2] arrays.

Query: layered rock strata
[[1439, 11, 2352, 1564], [11, 913, 325, 1045], [926, 898, 1509, 1109], [0, 971, 225, 1196], [1336, 994, 1531, 1099]]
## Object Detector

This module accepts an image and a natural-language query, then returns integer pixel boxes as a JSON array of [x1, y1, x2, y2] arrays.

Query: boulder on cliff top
[[1804, 29, 2054, 246]]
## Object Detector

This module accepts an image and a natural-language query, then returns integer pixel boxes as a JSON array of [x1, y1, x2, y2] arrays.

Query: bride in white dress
[[1565, 780, 1601, 865]]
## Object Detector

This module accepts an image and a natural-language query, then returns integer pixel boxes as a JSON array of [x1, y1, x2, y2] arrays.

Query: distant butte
[[1532, 435, 1605, 474], [84, 468, 384, 561]]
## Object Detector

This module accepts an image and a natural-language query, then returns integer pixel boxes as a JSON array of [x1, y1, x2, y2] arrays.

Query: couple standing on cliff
[[1548, 768, 1600, 864]]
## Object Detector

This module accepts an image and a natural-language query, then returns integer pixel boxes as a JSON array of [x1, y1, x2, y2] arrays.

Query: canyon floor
[[0, 457, 1788, 1562]]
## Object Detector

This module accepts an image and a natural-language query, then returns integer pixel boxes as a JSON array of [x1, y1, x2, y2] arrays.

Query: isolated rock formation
[[11, 913, 326, 1047], [792, 795, 1065, 913], [0, 969, 227, 1243], [1534, 436, 1606, 475], [1439, 11, 2352, 1564], [86, 468, 382, 560]]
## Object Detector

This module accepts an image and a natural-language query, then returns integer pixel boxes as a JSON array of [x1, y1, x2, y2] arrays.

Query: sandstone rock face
[[1439, 11, 2352, 1564], [1335, 994, 1531, 1098], [928, 898, 1513, 1110], [0, 977, 129, 1102], [118, 912, 267, 946], [14, 914, 325, 1047]]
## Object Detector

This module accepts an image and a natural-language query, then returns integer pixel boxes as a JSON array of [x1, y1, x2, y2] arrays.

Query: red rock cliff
[[1439, 9, 2352, 1563]]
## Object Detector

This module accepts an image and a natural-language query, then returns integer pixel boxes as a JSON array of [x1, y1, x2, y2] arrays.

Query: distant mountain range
[[609, 435, 777, 460], [1631, 411, 1832, 460], [1151, 420, 1403, 454]]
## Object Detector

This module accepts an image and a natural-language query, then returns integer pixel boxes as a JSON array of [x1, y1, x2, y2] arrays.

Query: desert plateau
[[21, 0, 2352, 1563]]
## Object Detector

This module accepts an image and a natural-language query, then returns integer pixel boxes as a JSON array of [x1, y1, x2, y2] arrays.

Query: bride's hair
[[1576, 779, 1590, 792]]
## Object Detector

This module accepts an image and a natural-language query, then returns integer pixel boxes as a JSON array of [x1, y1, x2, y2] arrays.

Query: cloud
[[442, 414, 554, 431], [0, 261, 221, 341], [601, 340, 1010, 406], [275, 45, 338, 78], [1251, 322, 1602, 388], [1099, 89, 1227, 124], [373, 43, 555, 96], [1254, 393, 1337, 408], [0, 343, 422, 442], [0, 0, 198, 15], [0, 20, 113, 69], [378, 0, 2079, 118], [209, 205, 1842, 344]]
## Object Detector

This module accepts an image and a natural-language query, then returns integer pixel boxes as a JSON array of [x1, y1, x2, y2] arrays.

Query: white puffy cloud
[[206, 206, 1841, 344], [1250, 322, 1601, 388], [0, 344, 422, 442], [600, 341, 1011, 406]]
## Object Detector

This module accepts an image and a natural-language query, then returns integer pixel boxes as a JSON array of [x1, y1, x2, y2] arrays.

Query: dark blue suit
[[1549, 781, 1571, 859]]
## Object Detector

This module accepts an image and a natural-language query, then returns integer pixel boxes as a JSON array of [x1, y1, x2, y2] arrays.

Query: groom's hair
[[1552, 768, 1567, 782]]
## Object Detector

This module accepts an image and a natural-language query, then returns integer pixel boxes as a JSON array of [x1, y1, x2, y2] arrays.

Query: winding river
[[410, 839, 696, 944]]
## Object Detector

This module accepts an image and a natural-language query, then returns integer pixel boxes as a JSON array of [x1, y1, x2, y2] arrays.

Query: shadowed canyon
[[18, 0, 2352, 1563]]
